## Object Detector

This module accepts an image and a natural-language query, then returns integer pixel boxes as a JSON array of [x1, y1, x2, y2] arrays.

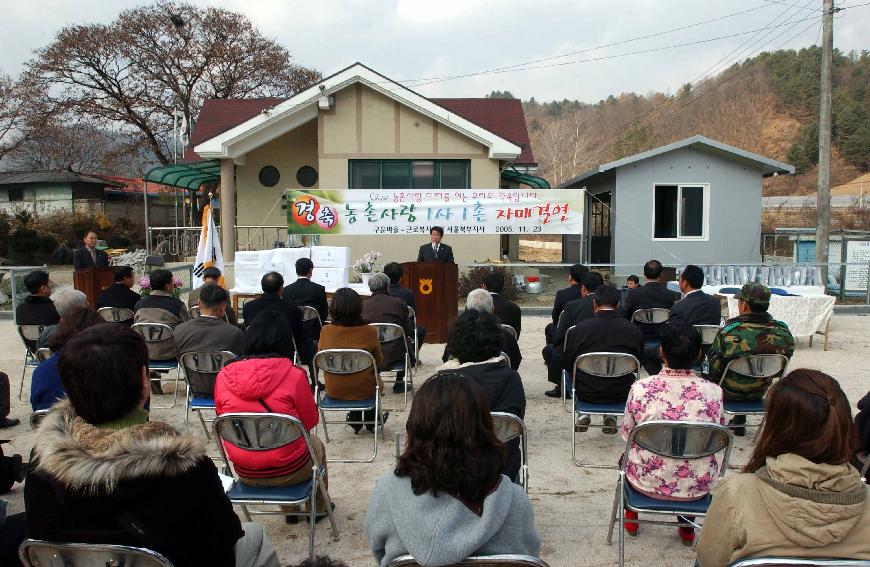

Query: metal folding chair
[[35, 348, 52, 362], [407, 306, 420, 364], [860, 454, 869, 483], [630, 308, 670, 325], [570, 352, 642, 468], [728, 558, 870, 566], [388, 554, 550, 566], [605, 420, 733, 567], [213, 413, 338, 559], [19, 539, 174, 567], [560, 324, 577, 414], [17, 324, 44, 404], [501, 323, 518, 340], [694, 324, 721, 348], [313, 349, 382, 462], [300, 305, 324, 330], [188, 305, 201, 318], [370, 322, 413, 411], [178, 351, 236, 437], [29, 409, 50, 432], [499, 352, 512, 368], [491, 412, 529, 493], [719, 353, 789, 428], [97, 306, 134, 324], [131, 322, 182, 409]]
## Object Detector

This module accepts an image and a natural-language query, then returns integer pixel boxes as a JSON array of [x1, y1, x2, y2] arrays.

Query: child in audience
[[696, 369, 870, 565], [626, 275, 640, 289]]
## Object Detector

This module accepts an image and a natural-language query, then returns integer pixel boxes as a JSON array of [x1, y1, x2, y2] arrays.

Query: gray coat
[[365, 473, 540, 567]]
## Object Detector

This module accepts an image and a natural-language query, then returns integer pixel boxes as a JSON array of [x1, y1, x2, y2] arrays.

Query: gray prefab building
[[558, 135, 794, 267]]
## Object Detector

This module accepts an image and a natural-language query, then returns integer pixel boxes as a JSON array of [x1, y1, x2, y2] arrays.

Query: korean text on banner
[[284, 189, 584, 236]]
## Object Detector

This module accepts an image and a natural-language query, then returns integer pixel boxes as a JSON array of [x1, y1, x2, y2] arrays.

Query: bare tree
[[25, 1, 320, 165], [0, 71, 44, 161]]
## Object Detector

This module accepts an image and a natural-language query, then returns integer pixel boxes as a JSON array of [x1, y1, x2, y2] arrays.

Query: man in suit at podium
[[73, 230, 109, 270], [416, 226, 454, 263]]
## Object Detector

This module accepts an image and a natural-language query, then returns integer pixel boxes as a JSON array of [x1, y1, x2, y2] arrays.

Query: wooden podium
[[401, 262, 458, 343], [73, 267, 115, 309]]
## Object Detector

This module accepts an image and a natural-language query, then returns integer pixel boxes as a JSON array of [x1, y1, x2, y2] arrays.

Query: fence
[[145, 225, 308, 258]]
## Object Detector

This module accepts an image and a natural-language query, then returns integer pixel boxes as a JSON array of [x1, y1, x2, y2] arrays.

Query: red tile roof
[[100, 175, 198, 196], [183, 95, 536, 166]]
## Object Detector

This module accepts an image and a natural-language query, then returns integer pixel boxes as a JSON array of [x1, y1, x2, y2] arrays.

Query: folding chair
[[631, 308, 670, 374], [407, 306, 420, 364], [178, 351, 236, 438], [29, 409, 50, 432], [728, 558, 870, 566], [370, 322, 413, 411], [36, 348, 52, 362], [188, 305, 201, 318], [560, 325, 577, 414], [860, 454, 869, 483], [501, 323, 518, 340], [491, 412, 529, 493], [570, 352, 642, 468], [499, 352, 512, 368], [19, 539, 174, 567], [300, 305, 324, 332], [693, 324, 721, 370], [97, 306, 134, 324], [388, 554, 550, 566], [213, 413, 338, 560], [17, 324, 44, 404], [313, 349, 382, 462], [605, 420, 733, 567], [131, 322, 182, 409], [719, 353, 789, 429], [630, 308, 670, 326]]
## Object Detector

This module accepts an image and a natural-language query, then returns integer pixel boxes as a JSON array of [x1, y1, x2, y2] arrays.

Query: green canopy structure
[[500, 168, 551, 189], [143, 160, 220, 191]]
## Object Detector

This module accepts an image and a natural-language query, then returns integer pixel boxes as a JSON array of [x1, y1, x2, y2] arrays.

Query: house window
[[653, 184, 707, 239], [7, 187, 24, 202], [349, 160, 470, 189]]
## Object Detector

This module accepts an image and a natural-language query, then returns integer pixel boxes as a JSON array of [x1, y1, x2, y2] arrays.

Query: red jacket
[[214, 357, 318, 478]]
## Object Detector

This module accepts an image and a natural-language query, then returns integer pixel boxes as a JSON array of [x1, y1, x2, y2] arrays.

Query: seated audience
[[545, 263, 587, 345], [95, 265, 141, 313], [667, 264, 721, 327], [31, 307, 104, 411], [623, 259, 678, 375], [15, 270, 59, 328], [317, 287, 384, 433], [620, 325, 724, 544], [188, 266, 237, 325], [562, 285, 644, 430], [0, 368, 17, 429], [0, 435, 26, 565], [384, 262, 427, 348], [365, 373, 540, 566], [215, 310, 330, 523], [438, 309, 526, 481], [362, 273, 416, 393], [243, 272, 314, 365], [696, 369, 870, 565], [133, 268, 190, 361], [704, 282, 795, 436], [24, 324, 280, 567], [483, 270, 521, 338], [175, 284, 245, 395], [626, 275, 640, 289], [38, 287, 88, 347], [282, 258, 329, 341], [853, 391, 870, 471], [443, 289, 521, 370], [543, 271, 604, 396]]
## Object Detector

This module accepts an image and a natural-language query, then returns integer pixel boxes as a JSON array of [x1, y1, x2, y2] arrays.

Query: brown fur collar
[[35, 400, 206, 493]]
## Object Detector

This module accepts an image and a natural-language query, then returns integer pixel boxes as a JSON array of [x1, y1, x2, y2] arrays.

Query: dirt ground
[[2, 314, 869, 567]]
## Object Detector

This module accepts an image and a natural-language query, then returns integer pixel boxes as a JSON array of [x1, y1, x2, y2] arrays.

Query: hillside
[[522, 47, 870, 196]]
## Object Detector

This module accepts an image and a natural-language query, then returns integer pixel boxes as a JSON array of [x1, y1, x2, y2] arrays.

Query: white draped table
[[724, 293, 836, 345]]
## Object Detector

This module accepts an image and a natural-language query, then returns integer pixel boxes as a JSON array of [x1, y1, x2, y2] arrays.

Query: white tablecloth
[[725, 294, 835, 338]]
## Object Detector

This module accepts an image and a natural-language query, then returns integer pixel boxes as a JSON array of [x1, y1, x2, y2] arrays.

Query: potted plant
[[352, 251, 382, 286]]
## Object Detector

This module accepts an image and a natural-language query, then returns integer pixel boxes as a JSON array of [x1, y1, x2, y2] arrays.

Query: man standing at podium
[[416, 226, 454, 263], [73, 230, 109, 270]]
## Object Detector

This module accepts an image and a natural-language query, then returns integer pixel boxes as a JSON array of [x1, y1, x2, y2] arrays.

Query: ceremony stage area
[[2, 313, 868, 566]]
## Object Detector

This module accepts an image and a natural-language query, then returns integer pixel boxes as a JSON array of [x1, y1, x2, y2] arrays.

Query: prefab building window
[[653, 184, 707, 239]]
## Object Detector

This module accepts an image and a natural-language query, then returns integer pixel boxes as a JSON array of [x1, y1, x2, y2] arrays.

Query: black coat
[[668, 290, 722, 327], [15, 296, 60, 328], [416, 242, 454, 263], [551, 284, 583, 324], [72, 246, 109, 270], [242, 293, 314, 364], [492, 293, 522, 338], [562, 310, 644, 403], [96, 283, 141, 312], [388, 284, 415, 309], [622, 281, 678, 338], [552, 295, 594, 348], [282, 277, 329, 323], [362, 291, 415, 368]]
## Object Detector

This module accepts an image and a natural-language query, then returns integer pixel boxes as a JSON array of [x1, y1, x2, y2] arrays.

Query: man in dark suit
[[416, 226, 454, 263], [384, 262, 427, 348], [442, 289, 521, 370], [96, 266, 141, 313], [242, 272, 314, 365], [188, 267, 237, 325], [362, 273, 416, 393], [15, 270, 59, 327], [623, 259, 679, 375], [542, 271, 604, 397], [483, 270, 521, 338], [72, 230, 109, 270], [668, 264, 722, 328], [282, 258, 328, 340], [544, 263, 587, 349], [562, 285, 644, 433]]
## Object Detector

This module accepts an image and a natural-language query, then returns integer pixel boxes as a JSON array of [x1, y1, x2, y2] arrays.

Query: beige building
[[181, 63, 544, 264]]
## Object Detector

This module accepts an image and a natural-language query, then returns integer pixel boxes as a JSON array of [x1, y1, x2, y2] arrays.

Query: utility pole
[[815, 0, 833, 267]]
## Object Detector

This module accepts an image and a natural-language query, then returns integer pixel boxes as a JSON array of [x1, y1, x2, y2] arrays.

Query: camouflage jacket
[[703, 313, 795, 400]]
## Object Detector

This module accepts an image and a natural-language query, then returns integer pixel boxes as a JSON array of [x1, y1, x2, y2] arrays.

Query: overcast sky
[[2, 0, 867, 102]]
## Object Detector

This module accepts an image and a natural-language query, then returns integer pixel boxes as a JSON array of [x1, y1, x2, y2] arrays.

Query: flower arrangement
[[139, 275, 185, 299], [352, 251, 382, 274]]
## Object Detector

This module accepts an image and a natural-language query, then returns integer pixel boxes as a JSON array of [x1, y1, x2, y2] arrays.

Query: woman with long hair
[[696, 369, 870, 565], [365, 373, 540, 567]]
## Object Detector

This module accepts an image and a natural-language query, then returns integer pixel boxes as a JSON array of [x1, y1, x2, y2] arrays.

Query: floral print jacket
[[620, 368, 725, 501]]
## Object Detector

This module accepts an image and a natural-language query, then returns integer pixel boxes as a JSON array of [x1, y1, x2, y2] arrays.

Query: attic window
[[652, 184, 707, 240], [349, 160, 470, 189]]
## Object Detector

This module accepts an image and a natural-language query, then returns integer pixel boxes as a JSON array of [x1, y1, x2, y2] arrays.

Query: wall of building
[[0, 182, 74, 216], [612, 147, 763, 268]]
